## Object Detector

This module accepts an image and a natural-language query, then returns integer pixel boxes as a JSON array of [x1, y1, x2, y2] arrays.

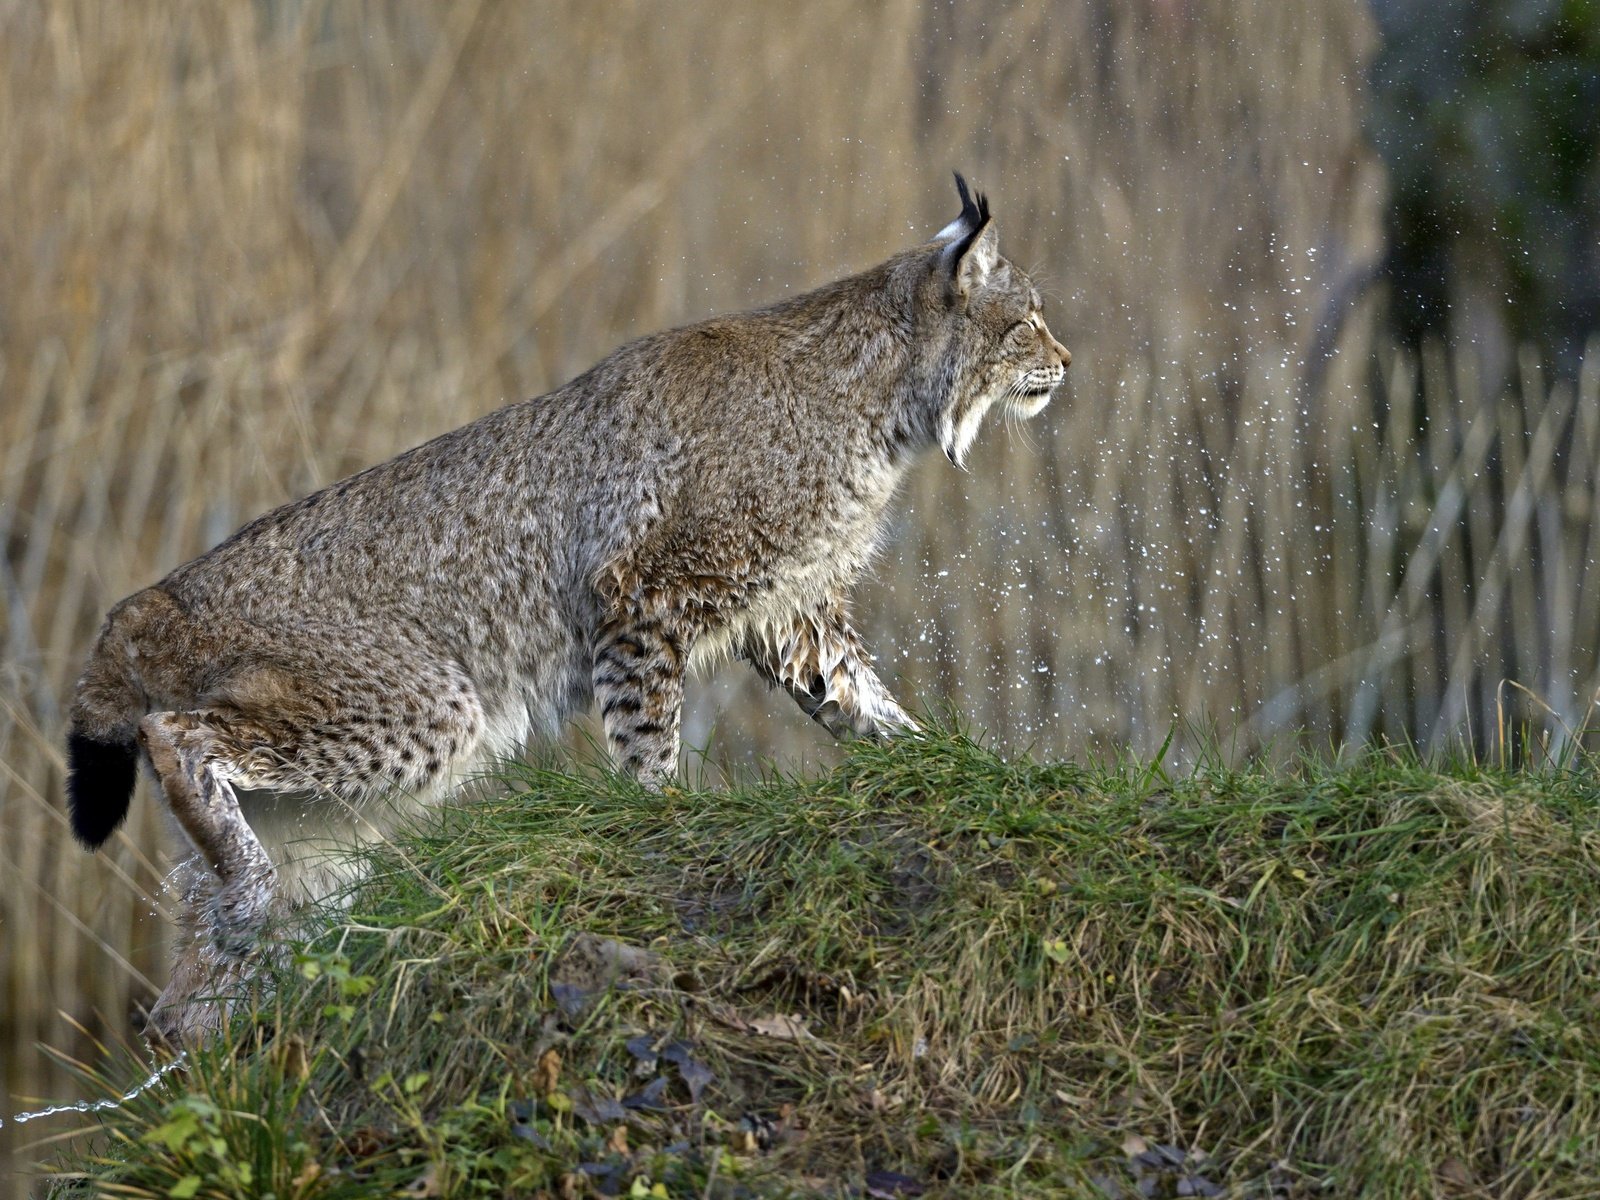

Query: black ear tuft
[[946, 172, 994, 281], [953, 172, 990, 230]]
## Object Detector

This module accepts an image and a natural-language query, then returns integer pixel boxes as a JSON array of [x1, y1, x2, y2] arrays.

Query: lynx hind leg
[[592, 614, 690, 784], [139, 711, 281, 959], [140, 643, 486, 954], [744, 607, 917, 741], [143, 859, 248, 1048]]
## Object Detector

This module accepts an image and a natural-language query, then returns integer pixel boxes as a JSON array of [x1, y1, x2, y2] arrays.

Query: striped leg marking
[[592, 616, 689, 784]]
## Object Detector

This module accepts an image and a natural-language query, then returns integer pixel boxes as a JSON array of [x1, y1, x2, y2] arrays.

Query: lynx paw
[[143, 941, 248, 1050], [144, 991, 227, 1051]]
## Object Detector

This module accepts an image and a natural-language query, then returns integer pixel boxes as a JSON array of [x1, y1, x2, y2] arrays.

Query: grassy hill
[[43, 732, 1600, 1198]]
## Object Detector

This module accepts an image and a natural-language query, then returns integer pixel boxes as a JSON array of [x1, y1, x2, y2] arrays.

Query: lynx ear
[[948, 222, 998, 302], [938, 172, 997, 305]]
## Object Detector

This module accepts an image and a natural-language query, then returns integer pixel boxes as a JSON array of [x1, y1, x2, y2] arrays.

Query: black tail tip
[[66, 730, 139, 849]]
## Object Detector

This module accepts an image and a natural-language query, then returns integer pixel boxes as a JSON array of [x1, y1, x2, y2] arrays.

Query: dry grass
[[2, 0, 1596, 1183]]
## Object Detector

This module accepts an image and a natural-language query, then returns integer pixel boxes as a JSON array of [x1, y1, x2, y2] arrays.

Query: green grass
[[43, 730, 1600, 1198]]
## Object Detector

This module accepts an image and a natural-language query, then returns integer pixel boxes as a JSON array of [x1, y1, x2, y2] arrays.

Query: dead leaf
[[622, 1075, 670, 1110], [1150, 1145, 1187, 1168], [624, 1034, 660, 1067], [1439, 1157, 1475, 1190], [405, 1163, 443, 1197], [570, 1085, 628, 1125], [705, 1002, 755, 1034], [510, 1120, 551, 1150], [1121, 1133, 1149, 1158], [343, 1126, 391, 1159], [655, 1040, 715, 1104], [655, 1039, 693, 1065], [865, 1168, 925, 1197], [607, 1125, 630, 1156], [534, 1047, 562, 1097], [748, 1013, 812, 1041], [289, 1161, 321, 1190]]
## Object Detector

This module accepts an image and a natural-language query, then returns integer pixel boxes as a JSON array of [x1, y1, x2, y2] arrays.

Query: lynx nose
[[1042, 326, 1070, 367]]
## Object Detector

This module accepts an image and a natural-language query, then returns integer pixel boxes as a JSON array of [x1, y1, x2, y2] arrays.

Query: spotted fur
[[66, 174, 1069, 1043]]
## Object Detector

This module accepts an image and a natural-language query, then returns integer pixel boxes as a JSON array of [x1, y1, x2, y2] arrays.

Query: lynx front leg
[[138, 711, 280, 958], [744, 604, 918, 741], [592, 615, 690, 784]]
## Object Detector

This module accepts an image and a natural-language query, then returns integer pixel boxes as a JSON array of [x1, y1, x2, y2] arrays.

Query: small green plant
[[82, 1044, 334, 1200], [295, 950, 379, 1024]]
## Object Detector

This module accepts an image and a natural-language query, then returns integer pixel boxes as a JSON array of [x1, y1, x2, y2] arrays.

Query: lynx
[[66, 175, 1069, 1042]]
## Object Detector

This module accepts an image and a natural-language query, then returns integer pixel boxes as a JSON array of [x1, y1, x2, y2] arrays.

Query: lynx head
[[907, 173, 1070, 467]]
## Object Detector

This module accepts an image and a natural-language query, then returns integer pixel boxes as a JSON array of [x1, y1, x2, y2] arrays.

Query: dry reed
[[1, 1, 1592, 1183]]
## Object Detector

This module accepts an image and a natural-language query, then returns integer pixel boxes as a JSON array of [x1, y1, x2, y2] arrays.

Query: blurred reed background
[[2, 0, 1595, 1183]]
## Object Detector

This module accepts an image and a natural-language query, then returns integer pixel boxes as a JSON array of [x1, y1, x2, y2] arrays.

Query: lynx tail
[[66, 729, 140, 849]]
